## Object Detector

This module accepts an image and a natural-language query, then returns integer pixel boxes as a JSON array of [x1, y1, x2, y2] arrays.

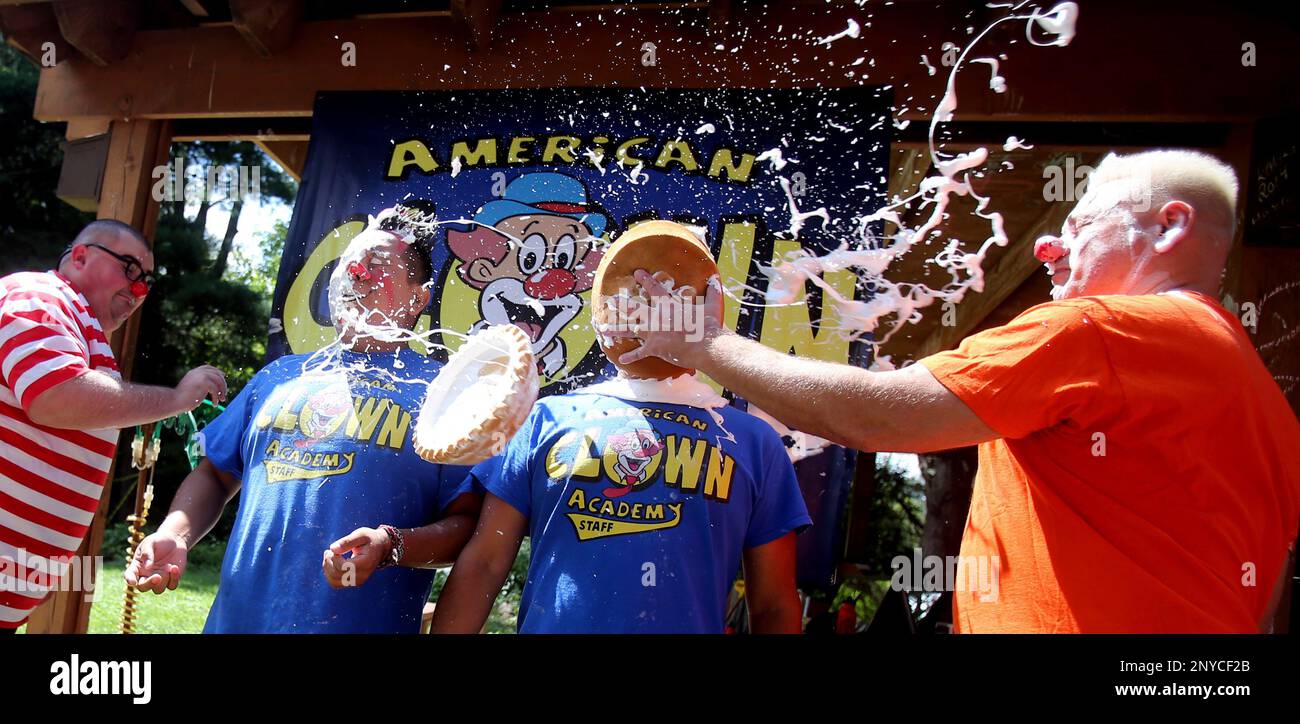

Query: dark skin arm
[[322, 492, 484, 589], [743, 532, 803, 633], [429, 492, 528, 633], [126, 457, 241, 593]]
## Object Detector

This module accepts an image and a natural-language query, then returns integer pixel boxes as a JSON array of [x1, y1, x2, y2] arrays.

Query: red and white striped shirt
[[0, 271, 119, 628]]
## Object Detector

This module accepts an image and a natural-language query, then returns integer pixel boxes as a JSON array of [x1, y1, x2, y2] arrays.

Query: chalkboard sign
[[1246, 116, 1300, 246]]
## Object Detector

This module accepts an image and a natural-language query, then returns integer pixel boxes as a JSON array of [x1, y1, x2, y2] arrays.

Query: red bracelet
[[377, 524, 405, 569]]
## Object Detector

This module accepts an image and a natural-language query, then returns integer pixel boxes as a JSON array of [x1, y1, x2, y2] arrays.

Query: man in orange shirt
[[617, 150, 1300, 633]]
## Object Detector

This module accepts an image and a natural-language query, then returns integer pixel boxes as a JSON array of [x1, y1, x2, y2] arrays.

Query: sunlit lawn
[[85, 559, 223, 634], [18, 526, 524, 634]]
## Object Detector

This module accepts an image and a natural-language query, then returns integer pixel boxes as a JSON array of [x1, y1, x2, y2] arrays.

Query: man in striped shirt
[[0, 219, 227, 632]]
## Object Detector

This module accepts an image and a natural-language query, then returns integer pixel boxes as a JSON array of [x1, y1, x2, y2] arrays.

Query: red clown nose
[[346, 260, 372, 282]]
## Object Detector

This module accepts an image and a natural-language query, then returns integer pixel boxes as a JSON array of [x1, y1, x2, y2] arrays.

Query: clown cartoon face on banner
[[443, 172, 609, 381]]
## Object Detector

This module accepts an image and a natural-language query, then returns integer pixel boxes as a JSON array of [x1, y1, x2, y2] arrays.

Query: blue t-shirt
[[471, 391, 811, 633], [199, 348, 472, 633]]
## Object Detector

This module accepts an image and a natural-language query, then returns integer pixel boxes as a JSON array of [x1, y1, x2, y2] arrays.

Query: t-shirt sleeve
[[198, 370, 263, 479], [745, 428, 813, 549], [0, 292, 92, 412], [468, 408, 540, 519], [435, 464, 475, 515], [919, 300, 1121, 439]]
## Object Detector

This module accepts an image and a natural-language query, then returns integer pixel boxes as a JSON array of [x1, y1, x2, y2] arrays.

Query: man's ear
[[1152, 200, 1194, 254]]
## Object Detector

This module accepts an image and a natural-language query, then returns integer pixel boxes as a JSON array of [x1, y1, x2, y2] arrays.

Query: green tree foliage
[[862, 460, 925, 573], [825, 459, 925, 629], [130, 174, 291, 525], [0, 43, 295, 532], [0, 44, 92, 271]]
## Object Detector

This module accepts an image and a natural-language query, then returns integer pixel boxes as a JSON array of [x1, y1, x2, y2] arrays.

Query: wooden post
[[24, 118, 171, 635]]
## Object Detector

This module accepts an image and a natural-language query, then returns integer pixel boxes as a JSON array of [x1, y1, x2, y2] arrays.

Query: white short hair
[[1091, 150, 1239, 234]]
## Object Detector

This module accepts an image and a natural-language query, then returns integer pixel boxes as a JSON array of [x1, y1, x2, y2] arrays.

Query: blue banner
[[271, 88, 890, 588]]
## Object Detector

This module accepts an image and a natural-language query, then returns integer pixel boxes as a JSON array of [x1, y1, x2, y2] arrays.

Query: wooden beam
[[25, 118, 171, 635], [450, 0, 502, 52], [254, 139, 307, 181], [64, 117, 111, 140], [170, 116, 311, 141], [178, 0, 209, 17], [0, 3, 76, 66], [31, 2, 1300, 122], [707, 0, 732, 36], [52, 0, 140, 67], [229, 0, 302, 58]]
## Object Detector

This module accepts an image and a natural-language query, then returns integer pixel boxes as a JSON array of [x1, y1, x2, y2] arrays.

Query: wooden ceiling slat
[[31, 3, 1299, 122]]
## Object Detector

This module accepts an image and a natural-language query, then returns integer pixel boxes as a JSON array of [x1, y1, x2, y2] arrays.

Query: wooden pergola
[[3, 0, 1297, 633]]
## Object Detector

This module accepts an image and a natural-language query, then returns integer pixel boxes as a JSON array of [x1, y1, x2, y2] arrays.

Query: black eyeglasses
[[81, 243, 156, 297]]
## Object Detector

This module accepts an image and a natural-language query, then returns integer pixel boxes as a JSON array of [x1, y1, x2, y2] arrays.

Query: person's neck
[[339, 332, 406, 355], [1148, 278, 1216, 297], [1122, 267, 1216, 298]]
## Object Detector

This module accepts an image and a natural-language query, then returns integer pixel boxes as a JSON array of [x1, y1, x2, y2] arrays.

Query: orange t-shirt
[[921, 291, 1300, 633]]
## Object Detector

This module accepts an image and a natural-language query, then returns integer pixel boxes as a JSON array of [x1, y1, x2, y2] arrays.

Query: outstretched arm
[[28, 365, 227, 430], [613, 271, 997, 453]]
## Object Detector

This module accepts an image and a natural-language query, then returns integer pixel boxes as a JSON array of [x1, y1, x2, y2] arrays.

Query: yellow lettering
[[450, 138, 498, 168], [375, 407, 412, 449], [283, 220, 364, 354], [351, 397, 391, 442], [708, 148, 757, 183], [704, 449, 735, 501], [272, 400, 299, 432], [758, 239, 855, 364], [654, 139, 700, 173], [664, 435, 707, 492], [386, 140, 440, 178], [615, 137, 651, 166], [507, 136, 535, 164], [542, 136, 581, 164]]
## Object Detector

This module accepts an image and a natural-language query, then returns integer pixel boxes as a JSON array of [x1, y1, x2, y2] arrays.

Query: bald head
[[1036, 149, 1241, 300], [69, 220, 150, 257]]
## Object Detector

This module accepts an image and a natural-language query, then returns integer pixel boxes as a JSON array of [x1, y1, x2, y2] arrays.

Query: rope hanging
[[119, 400, 224, 634]]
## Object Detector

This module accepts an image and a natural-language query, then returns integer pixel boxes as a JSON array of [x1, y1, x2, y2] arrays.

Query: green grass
[[86, 558, 223, 634], [19, 523, 528, 634]]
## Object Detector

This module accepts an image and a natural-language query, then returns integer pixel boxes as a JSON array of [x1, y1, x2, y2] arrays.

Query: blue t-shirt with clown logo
[[198, 348, 473, 634], [470, 390, 811, 633]]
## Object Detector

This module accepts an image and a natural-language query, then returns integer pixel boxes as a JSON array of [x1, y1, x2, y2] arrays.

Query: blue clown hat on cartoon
[[471, 172, 607, 239]]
